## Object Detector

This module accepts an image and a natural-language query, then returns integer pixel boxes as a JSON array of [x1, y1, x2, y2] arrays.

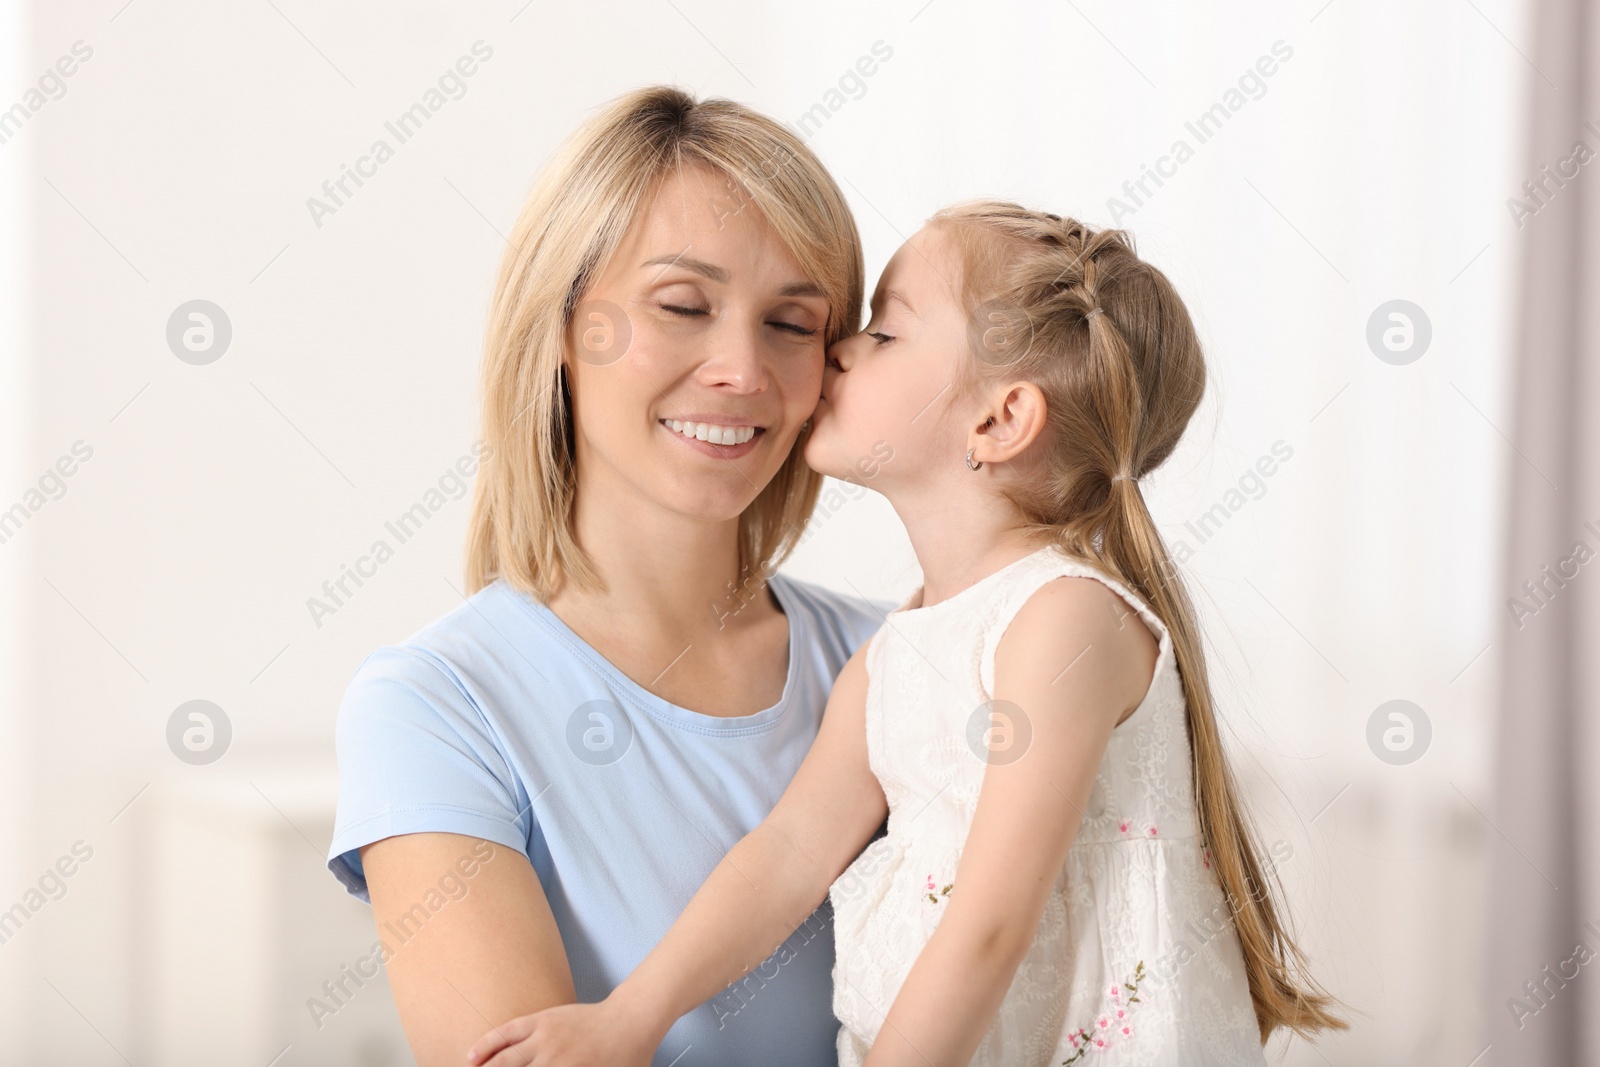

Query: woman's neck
[[549, 470, 763, 637]]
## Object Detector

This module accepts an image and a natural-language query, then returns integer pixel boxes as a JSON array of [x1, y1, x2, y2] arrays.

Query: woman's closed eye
[[868, 330, 895, 345], [658, 303, 817, 337], [658, 302, 708, 318]]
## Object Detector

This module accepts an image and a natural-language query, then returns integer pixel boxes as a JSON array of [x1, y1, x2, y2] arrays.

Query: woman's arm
[[863, 577, 1158, 1067], [360, 832, 579, 1067], [467, 639, 887, 1066]]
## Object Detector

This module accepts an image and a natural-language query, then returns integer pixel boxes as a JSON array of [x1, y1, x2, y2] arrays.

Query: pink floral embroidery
[[1060, 961, 1145, 1065], [1116, 820, 1158, 839], [924, 873, 953, 905]]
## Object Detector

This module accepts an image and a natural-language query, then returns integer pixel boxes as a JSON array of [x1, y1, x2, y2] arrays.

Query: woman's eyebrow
[[778, 280, 826, 299], [643, 253, 727, 282], [642, 253, 825, 300]]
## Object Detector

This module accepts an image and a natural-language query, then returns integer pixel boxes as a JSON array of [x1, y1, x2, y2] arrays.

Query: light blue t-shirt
[[327, 571, 891, 1067]]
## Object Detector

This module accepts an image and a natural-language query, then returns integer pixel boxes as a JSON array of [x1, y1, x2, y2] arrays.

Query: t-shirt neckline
[[506, 573, 802, 736]]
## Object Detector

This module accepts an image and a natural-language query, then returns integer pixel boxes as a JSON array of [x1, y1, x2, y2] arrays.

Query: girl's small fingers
[[481, 1037, 538, 1067], [466, 1017, 535, 1064]]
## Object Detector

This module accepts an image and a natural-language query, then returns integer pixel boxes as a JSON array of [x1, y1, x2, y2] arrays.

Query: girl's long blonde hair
[[465, 86, 864, 599], [932, 201, 1346, 1045]]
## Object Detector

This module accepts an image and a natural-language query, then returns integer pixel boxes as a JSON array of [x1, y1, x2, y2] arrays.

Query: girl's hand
[[464, 996, 660, 1067]]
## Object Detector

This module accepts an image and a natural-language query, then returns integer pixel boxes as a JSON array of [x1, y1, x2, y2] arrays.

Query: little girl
[[466, 203, 1346, 1066]]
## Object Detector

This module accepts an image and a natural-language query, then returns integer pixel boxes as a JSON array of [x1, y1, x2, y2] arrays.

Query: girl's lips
[[658, 419, 765, 459]]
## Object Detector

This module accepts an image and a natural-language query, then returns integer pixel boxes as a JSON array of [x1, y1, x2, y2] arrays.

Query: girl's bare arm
[[610, 638, 887, 1033], [863, 578, 1157, 1067], [466, 638, 887, 1064]]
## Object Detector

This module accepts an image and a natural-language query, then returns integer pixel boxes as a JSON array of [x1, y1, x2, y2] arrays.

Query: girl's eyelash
[[869, 331, 894, 344]]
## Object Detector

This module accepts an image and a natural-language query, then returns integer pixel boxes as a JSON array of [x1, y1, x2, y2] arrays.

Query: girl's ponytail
[[1103, 469, 1347, 1043]]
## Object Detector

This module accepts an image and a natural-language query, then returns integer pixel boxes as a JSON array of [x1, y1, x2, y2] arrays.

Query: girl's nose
[[826, 335, 854, 372]]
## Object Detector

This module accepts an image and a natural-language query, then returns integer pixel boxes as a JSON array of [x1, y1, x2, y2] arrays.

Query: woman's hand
[[464, 996, 661, 1067]]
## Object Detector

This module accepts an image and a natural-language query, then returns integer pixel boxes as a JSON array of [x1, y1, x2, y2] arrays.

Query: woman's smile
[[658, 415, 767, 458]]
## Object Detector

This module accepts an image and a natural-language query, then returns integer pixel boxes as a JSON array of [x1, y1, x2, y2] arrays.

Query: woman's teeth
[[664, 420, 757, 446]]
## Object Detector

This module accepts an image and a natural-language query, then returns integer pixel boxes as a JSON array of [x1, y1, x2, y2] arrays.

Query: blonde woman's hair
[[931, 201, 1347, 1045], [465, 86, 864, 599]]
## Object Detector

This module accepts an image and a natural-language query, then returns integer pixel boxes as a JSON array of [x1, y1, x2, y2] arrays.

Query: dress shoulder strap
[[978, 545, 1173, 697]]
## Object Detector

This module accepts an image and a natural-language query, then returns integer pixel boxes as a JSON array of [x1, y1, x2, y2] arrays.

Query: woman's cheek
[[788, 343, 827, 398]]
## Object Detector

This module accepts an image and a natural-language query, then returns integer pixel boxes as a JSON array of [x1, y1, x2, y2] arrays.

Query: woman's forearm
[[609, 818, 836, 1040]]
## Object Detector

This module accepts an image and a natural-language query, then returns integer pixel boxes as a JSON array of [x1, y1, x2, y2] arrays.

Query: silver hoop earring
[[965, 448, 982, 471]]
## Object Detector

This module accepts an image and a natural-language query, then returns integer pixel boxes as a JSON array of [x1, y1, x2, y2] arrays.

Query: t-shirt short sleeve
[[326, 646, 533, 904]]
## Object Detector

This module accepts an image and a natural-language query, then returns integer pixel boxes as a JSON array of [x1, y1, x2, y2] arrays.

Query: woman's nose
[[699, 320, 771, 393]]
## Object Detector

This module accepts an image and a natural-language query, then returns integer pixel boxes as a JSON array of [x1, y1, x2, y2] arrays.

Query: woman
[[325, 86, 887, 1066]]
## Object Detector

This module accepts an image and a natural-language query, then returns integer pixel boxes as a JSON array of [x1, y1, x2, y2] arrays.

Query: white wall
[[0, 0, 1527, 1063], [0, 0, 39, 1056]]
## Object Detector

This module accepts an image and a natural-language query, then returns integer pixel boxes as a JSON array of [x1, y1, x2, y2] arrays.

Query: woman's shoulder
[[336, 577, 558, 729]]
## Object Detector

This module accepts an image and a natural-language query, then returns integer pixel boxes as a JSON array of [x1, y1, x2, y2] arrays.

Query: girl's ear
[[969, 381, 1047, 466]]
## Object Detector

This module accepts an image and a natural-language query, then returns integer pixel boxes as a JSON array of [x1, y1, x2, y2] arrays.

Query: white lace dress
[[828, 545, 1267, 1066]]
